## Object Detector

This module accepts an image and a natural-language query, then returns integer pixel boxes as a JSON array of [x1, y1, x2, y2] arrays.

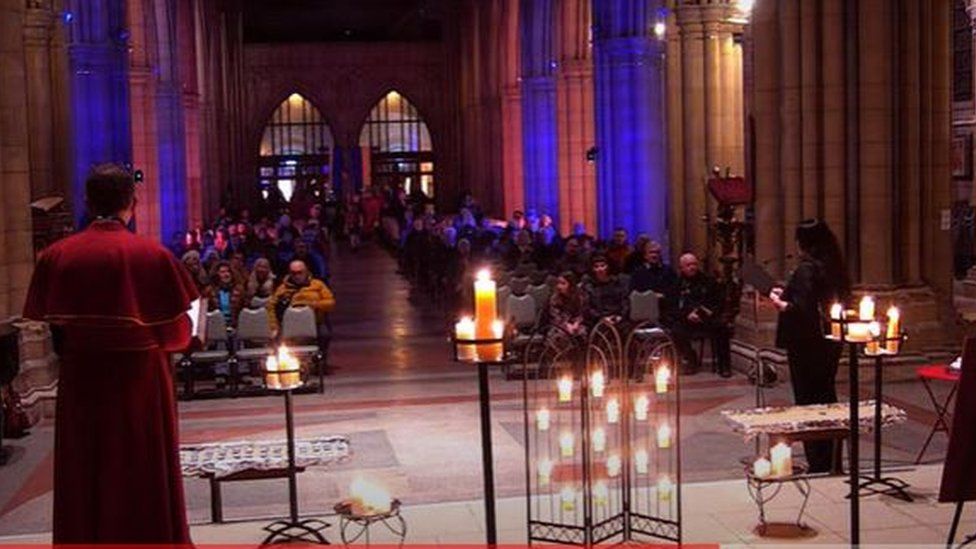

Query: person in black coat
[[769, 219, 850, 473], [666, 253, 729, 376], [629, 240, 678, 297]]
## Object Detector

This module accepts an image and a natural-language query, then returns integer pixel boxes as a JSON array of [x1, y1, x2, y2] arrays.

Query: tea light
[[635, 449, 649, 474], [655, 364, 671, 394], [606, 398, 620, 424], [886, 306, 901, 354], [558, 376, 573, 402], [592, 428, 606, 453], [455, 317, 476, 361], [537, 459, 553, 485], [560, 432, 575, 457], [560, 486, 576, 512], [634, 394, 650, 421], [657, 476, 673, 502], [859, 295, 875, 321], [606, 454, 622, 477], [770, 442, 793, 478], [593, 480, 609, 507], [753, 457, 772, 479], [265, 355, 281, 389], [591, 370, 605, 398], [657, 423, 672, 449], [536, 408, 550, 431], [847, 321, 872, 342], [830, 303, 843, 339], [865, 321, 881, 354]]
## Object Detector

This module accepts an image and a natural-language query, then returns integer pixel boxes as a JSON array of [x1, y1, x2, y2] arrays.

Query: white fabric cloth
[[180, 435, 351, 478]]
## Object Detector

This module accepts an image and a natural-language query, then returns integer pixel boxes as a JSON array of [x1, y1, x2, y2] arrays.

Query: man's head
[[288, 259, 310, 285], [612, 227, 628, 246], [591, 254, 610, 280], [215, 262, 233, 285], [643, 241, 663, 265], [679, 253, 700, 278], [253, 258, 271, 279], [85, 164, 136, 221], [564, 237, 580, 256], [294, 240, 309, 256]]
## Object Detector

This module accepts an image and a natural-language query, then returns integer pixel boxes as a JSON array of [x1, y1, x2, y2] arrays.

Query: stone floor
[[0, 243, 966, 546]]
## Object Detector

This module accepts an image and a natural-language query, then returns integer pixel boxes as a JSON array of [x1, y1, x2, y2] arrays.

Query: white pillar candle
[[606, 398, 620, 424], [655, 364, 671, 394], [558, 376, 573, 402], [536, 408, 550, 431], [606, 454, 622, 478], [658, 476, 673, 502], [886, 306, 901, 354], [753, 457, 772, 479], [634, 394, 650, 421], [866, 321, 881, 354], [635, 449, 649, 474], [560, 432, 575, 457], [592, 427, 606, 453], [657, 423, 672, 449], [830, 303, 843, 339], [770, 442, 793, 478], [590, 370, 605, 398], [859, 295, 875, 321], [847, 321, 871, 342], [537, 459, 553, 485]]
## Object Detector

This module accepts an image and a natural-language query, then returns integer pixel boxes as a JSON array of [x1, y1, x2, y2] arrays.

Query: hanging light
[[653, 21, 666, 40]]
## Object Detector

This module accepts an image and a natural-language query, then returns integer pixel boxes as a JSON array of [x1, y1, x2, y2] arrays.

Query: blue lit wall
[[592, 0, 668, 241], [155, 84, 188, 239], [65, 0, 133, 228], [519, 0, 560, 223]]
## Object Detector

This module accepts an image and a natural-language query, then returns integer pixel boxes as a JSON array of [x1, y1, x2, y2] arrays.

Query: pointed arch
[[358, 90, 435, 197], [257, 92, 334, 205]]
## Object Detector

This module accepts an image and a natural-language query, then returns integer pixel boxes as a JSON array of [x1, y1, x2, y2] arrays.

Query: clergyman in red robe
[[22, 164, 198, 544]]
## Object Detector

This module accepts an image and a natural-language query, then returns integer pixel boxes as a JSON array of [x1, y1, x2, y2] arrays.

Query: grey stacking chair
[[527, 284, 551, 315], [190, 310, 231, 363], [235, 308, 274, 362], [507, 293, 537, 331], [629, 290, 660, 323], [250, 296, 271, 310], [281, 306, 320, 357]]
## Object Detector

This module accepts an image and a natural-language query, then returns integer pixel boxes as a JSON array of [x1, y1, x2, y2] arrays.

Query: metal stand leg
[[916, 381, 956, 464], [477, 362, 498, 546], [948, 501, 964, 549], [848, 342, 860, 547], [853, 356, 912, 501]]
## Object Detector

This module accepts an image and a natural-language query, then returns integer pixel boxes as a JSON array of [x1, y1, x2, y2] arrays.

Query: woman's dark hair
[[795, 219, 850, 300], [553, 271, 583, 314], [85, 164, 135, 217]]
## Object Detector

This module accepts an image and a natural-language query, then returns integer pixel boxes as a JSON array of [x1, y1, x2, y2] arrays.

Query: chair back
[[204, 310, 228, 346], [528, 284, 551, 313], [250, 296, 270, 309], [282, 306, 318, 342], [507, 294, 537, 330], [509, 276, 531, 296], [496, 285, 511, 320], [629, 290, 660, 323], [236, 308, 273, 343]]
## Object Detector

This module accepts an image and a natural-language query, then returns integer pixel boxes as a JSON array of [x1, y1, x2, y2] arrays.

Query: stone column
[[554, 0, 596, 235], [592, 0, 667, 241], [22, 1, 57, 200], [520, 0, 560, 222], [500, 0, 524, 216], [179, 0, 203, 230], [127, 0, 162, 238]]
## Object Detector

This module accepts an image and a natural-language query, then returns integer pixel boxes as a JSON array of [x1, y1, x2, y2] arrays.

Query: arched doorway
[[358, 90, 435, 198], [258, 92, 334, 210]]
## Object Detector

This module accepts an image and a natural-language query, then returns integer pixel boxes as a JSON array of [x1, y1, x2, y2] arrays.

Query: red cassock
[[22, 220, 198, 544]]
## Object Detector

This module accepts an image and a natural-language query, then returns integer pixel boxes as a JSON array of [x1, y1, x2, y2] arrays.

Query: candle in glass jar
[[558, 376, 573, 402], [830, 303, 843, 339], [635, 449, 649, 474], [536, 408, 550, 431], [658, 476, 673, 502], [655, 364, 671, 394], [865, 321, 881, 354], [657, 423, 672, 449], [606, 398, 620, 424], [560, 432, 574, 457], [634, 394, 650, 421], [592, 427, 606, 453], [590, 370, 605, 398], [753, 457, 772, 479], [560, 486, 576, 511], [770, 442, 793, 478], [537, 459, 553, 485], [593, 480, 609, 507], [455, 317, 476, 361], [606, 454, 621, 477], [886, 306, 901, 354], [859, 295, 875, 321]]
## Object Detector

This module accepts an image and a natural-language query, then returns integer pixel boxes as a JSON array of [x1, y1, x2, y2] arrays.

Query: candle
[[606, 454, 621, 478], [634, 394, 650, 421], [536, 408, 551, 431], [753, 457, 772, 479], [655, 364, 671, 394], [606, 398, 620, 424], [592, 427, 606, 453], [476, 319, 504, 362], [658, 476, 673, 502], [277, 347, 302, 388], [657, 423, 672, 449], [560, 432, 574, 457], [886, 306, 901, 354], [455, 317, 476, 361], [770, 442, 793, 478], [537, 459, 553, 485], [474, 269, 497, 359], [830, 303, 843, 339], [591, 370, 605, 398], [265, 355, 281, 390], [560, 486, 576, 512], [847, 321, 871, 343], [865, 321, 881, 354], [558, 376, 573, 402], [859, 295, 875, 321], [635, 449, 649, 474], [593, 480, 609, 507]]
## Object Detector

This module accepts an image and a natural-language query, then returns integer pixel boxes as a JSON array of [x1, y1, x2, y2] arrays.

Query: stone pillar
[[22, 1, 57, 200], [500, 0, 524, 216], [520, 0, 560, 222], [554, 0, 596, 235], [127, 0, 162, 238], [179, 0, 203, 230], [592, 0, 667, 240]]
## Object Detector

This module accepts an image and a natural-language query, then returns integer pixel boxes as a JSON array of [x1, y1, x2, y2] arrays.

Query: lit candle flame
[[349, 476, 392, 515]]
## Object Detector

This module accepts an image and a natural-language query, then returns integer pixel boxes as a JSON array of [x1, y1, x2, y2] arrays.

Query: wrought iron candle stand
[[334, 498, 407, 547], [522, 319, 682, 546], [260, 353, 330, 545], [744, 462, 812, 535], [858, 331, 912, 502]]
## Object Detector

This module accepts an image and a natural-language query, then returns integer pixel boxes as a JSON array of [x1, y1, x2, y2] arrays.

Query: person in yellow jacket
[[268, 259, 336, 339]]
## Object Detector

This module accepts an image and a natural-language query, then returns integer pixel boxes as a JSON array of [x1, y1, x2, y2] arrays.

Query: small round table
[[914, 364, 960, 464], [745, 463, 815, 536]]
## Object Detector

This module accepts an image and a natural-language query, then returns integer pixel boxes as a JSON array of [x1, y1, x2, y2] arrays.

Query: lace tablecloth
[[181, 436, 352, 478], [721, 400, 907, 439]]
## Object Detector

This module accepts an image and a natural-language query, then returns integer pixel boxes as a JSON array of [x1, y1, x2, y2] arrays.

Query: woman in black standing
[[769, 219, 850, 473]]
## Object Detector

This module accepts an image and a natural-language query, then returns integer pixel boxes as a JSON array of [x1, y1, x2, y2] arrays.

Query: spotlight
[[133, 169, 144, 183], [586, 147, 598, 163], [653, 21, 666, 39]]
